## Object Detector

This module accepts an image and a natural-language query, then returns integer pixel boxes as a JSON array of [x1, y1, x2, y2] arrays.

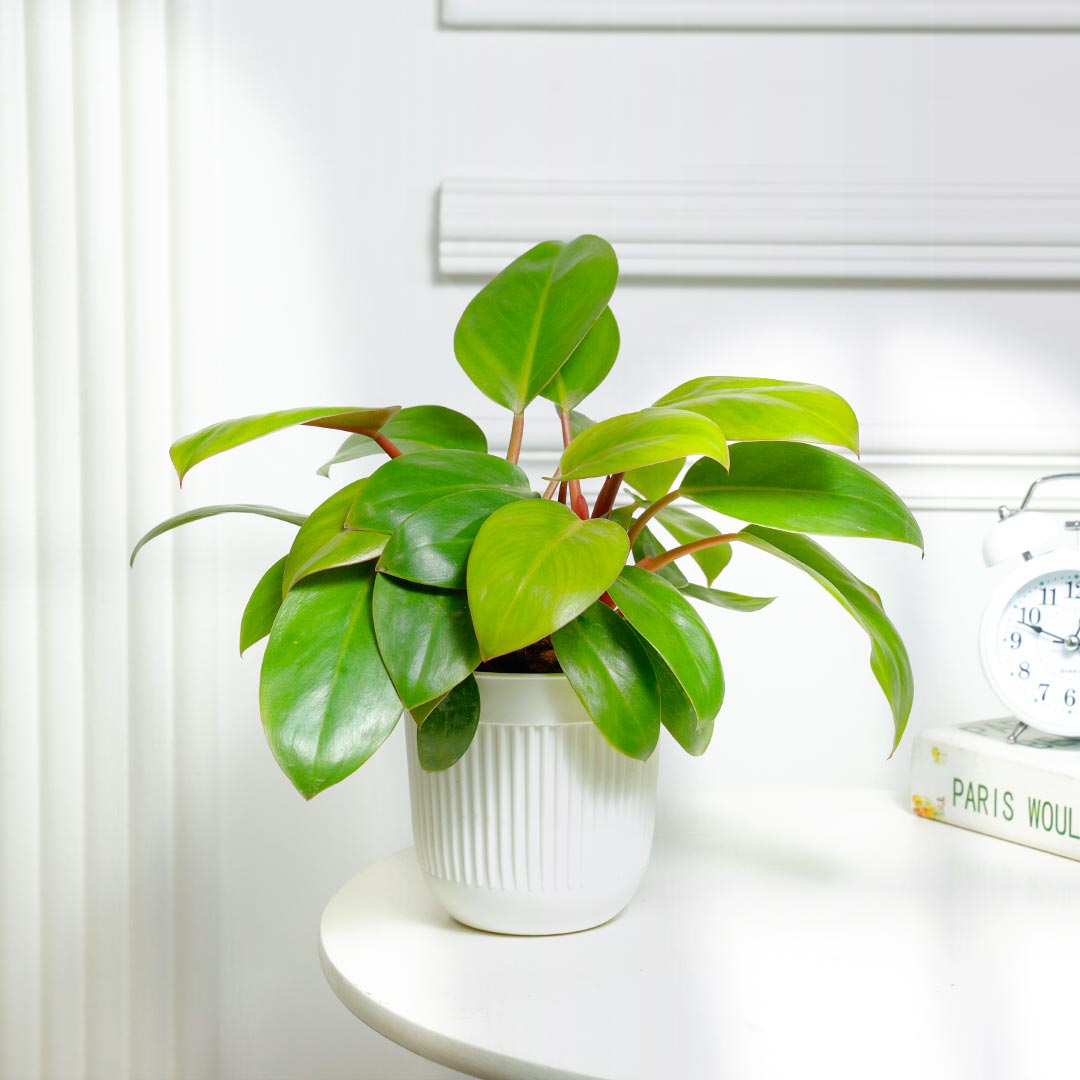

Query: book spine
[[910, 734, 1080, 861]]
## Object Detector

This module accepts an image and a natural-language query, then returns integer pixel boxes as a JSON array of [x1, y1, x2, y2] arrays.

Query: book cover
[[909, 717, 1080, 860]]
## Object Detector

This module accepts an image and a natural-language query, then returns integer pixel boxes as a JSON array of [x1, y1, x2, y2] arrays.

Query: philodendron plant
[[132, 235, 922, 798]]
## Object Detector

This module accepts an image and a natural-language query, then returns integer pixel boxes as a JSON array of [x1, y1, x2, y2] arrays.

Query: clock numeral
[[1067, 689, 1077, 708], [1039, 683, 1050, 701], [1041, 587, 1058, 606], [1069, 582, 1079, 601], [1009, 632, 1023, 650], [1020, 607, 1042, 626], [1019, 662, 1031, 680]]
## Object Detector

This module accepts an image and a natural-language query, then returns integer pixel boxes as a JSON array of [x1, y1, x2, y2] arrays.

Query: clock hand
[[1017, 620, 1068, 644]]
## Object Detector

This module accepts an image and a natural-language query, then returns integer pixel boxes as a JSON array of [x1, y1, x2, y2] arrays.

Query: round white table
[[320, 790, 1080, 1080]]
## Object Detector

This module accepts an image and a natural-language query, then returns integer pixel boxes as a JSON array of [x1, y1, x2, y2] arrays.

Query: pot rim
[[473, 671, 567, 681]]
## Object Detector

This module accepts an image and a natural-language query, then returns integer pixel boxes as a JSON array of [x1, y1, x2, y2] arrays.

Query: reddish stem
[[592, 472, 625, 519], [506, 412, 525, 465], [637, 533, 740, 573], [557, 481, 568, 505], [558, 409, 589, 519], [626, 490, 680, 546], [599, 591, 616, 610], [373, 432, 403, 459]]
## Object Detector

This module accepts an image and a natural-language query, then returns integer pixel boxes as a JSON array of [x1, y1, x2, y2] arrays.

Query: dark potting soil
[[476, 637, 563, 675]]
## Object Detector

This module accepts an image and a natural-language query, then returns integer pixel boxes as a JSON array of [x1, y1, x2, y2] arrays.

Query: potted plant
[[132, 235, 921, 935]]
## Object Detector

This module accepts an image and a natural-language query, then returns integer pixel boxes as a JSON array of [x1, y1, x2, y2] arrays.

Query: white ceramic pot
[[405, 672, 659, 936]]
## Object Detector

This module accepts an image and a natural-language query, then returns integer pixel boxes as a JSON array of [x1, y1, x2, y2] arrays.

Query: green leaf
[[681, 583, 775, 613], [737, 526, 912, 750], [240, 556, 289, 655], [170, 405, 400, 484], [372, 576, 480, 710], [551, 603, 660, 760], [625, 458, 685, 502], [415, 676, 481, 772], [317, 406, 488, 477], [454, 236, 618, 414], [283, 480, 388, 594], [346, 449, 533, 533], [655, 505, 733, 584], [631, 524, 689, 591], [539, 306, 620, 411], [569, 410, 595, 438], [378, 489, 524, 589], [410, 693, 449, 724], [467, 500, 629, 660], [558, 407, 728, 483], [655, 377, 859, 453], [259, 564, 402, 799], [681, 442, 924, 549], [607, 566, 724, 725], [632, 629, 713, 756], [130, 504, 305, 566]]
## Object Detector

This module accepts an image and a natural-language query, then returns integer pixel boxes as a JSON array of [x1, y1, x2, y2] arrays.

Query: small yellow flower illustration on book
[[912, 794, 945, 820], [930, 746, 947, 765]]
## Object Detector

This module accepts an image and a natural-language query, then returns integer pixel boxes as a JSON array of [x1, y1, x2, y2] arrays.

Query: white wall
[[3, 1, 1079, 1077]]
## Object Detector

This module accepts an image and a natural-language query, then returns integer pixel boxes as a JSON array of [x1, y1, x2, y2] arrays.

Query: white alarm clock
[[979, 473, 1080, 742]]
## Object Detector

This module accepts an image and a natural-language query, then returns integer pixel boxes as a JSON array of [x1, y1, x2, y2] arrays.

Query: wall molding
[[439, 179, 1080, 281], [442, 0, 1080, 30]]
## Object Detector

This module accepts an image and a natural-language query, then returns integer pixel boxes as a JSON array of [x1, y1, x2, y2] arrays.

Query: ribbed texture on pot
[[406, 720, 658, 895]]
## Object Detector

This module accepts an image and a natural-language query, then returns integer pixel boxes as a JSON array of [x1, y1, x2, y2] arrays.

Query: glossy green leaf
[[239, 556, 288, 655], [608, 566, 724, 725], [415, 676, 481, 772], [625, 458, 685, 503], [283, 480, 388, 594], [346, 449, 533, 533], [317, 406, 488, 477], [378, 489, 524, 589], [467, 500, 629, 660], [170, 405, 400, 484], [655, 505, 733, 584], [631, 524, 689, 591], [681, 442, 924, 549], [632, 629, 713, 756], [655, 377, 859, 453], [259, 564, 402, 799], [558, 407, 728, 483], [372, 576, 480, 710], [539, 306, 620, 411], [551, 603, 660, 760], [569, 410, 595, 438], [130, 504, 305, 566], [410, 693, 449, 724], [738, 525, 912, 750], [454, 236, 619, 414], [681, 583, 775, 613]]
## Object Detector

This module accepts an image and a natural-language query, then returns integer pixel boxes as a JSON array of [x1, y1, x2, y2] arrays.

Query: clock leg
[[1007, 720, 1028, 744]]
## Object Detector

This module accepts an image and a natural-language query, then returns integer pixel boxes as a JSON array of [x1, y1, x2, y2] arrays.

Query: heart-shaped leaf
[[655, 377, 859, 453], [170, 405, 400, 484], [130, 504, 305, 566], [454, 236, 619, 414], [378, 489, 525, 589], [283, 480, 388, 594], [551, 603, 660, 760], [415, 676, 481, 772], [346, 449, 533, 533], [625, 457, 685, 503], [260, 564, 403, 799], [655, 505, 733, 584], [631, 629, 713, 756], [738, 526, 912, 750], [607, 566, 724, 725], [317, 406, 488, 477], [681, 583, 775, 613], [240, 556, 288, 655], [539, 306, 620, 411], [681, 442, 923, 549], [372, 575, 480, 709], [558, 408, 728, 483], [467, 500, 629, 660]]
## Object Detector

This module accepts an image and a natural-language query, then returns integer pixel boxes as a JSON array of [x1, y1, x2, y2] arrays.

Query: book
[[909, 717, 1080, 860]]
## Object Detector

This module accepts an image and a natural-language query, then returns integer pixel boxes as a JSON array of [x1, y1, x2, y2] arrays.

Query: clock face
[[984, 562, 1080, 734]]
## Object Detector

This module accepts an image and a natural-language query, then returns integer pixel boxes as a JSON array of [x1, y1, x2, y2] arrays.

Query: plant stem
[[637, 533, 740, 573], [506, 412, 525, 465], [541, 471, 562, 500], [373, 432, 404, 459], [558, 409, 589, 519], [557, 481, 568, 505], [591, 472, 625, 519], [626, 489, 680, 546]]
